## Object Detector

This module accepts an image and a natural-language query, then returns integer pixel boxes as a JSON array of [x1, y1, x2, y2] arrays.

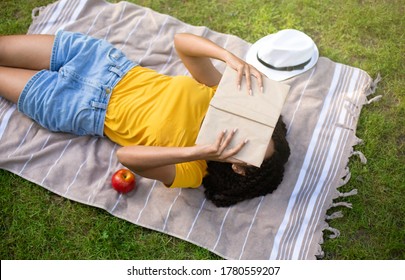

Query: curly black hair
[[202, 117, 290, 207]]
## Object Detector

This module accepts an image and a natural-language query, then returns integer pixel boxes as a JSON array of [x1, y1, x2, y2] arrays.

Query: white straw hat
[[246, 29, 319, 81]]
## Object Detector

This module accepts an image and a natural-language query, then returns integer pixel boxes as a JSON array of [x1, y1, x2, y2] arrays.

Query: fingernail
[[238, 84, 241, 91], [233, 128, 238, 133], [223, 129, 227, 134], [244, 139, 249, 143], [260, 86, 264, 93], [249, 89, 252, 96]]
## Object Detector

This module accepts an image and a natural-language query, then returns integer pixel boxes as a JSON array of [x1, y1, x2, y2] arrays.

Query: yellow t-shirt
[[104, 66, 216, 188]]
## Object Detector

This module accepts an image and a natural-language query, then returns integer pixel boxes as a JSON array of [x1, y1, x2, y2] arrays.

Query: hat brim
[[245, 34, 319, 81]]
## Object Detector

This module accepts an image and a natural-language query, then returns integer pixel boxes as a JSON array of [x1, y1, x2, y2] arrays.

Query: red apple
[[111, 169, 136, 193]]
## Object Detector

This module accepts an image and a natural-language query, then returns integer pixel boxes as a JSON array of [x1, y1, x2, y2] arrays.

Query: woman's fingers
[[244, 66, 252, 95], [235, 65, 251, 95], [252, 68, 264, 93], [236, 64, 264, 95], [224, 52, 263, 94], [210, 129, 247, 161], [215, 129, 236, 154], [220, 129, 248, 159], [221, 128, 237, 150], [236, 66, 244, 91], [223, 137, 248, 158]]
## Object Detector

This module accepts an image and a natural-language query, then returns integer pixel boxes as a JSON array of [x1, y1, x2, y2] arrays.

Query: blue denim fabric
[[18, 31, 136, 136]]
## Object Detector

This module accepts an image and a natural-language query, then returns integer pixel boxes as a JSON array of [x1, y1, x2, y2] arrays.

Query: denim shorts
[[18, 31, 136, 136]]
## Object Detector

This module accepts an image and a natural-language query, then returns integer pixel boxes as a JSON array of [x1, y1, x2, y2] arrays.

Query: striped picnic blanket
[[0, 0, 378, 259]]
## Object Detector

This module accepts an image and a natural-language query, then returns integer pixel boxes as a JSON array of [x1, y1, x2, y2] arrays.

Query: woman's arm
[[174, 33, 262, 92], [117, 130, 247, 185], [174, 33, 223, 87]]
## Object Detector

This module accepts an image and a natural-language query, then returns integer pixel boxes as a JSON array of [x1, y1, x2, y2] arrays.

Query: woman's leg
[[0, 66, 38, 104], [0, 34, 55, 103], [0, 34, 54, 70]]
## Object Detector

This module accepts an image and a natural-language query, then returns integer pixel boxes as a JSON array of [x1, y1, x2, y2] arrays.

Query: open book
[[196, 66, 290, 167]]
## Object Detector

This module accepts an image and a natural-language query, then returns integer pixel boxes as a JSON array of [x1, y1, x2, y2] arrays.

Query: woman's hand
[[224, 51, 263, 95], [195, 129, 248, 162]]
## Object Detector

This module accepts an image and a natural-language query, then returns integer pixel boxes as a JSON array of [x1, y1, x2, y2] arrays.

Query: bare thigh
[[0, 66, 38, 104], [0, 34, 55, 70], [0, 34, 54, 104]]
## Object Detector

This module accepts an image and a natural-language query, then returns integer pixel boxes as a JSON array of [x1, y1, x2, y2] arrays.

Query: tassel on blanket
[[367, 95, 383, 105], [338, 189, 358, 198], [316, 250, 325, 259], [351, 150, 367, 164], [326, 211, 344, 220], [338, 168, 351, 187], [341, 166, 350, 177], [353, 135, 364, 146], [367, 73, 382, 96], [315, 235, 325, 259], [324, 227, 341, 239], [331, 201, 353, 209]]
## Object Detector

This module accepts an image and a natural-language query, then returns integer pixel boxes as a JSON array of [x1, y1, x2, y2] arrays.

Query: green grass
[[1, 0, 404, 259]]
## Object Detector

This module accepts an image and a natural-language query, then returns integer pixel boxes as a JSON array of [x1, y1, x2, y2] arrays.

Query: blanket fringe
[[326, 211, 344, 220], [338, 168, 351, 187], [331, 201, 353, 209], [316, 251, 325, 259], [365, 74, 382, 103], [366, 73, 382, 96], [353, 135, 364, 146], [338, 189, 358, 198], [324, 227, 341, 239], [319, 73, 379, 258], [367, 95, 383, 105], [351, 150, 367, 164]]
